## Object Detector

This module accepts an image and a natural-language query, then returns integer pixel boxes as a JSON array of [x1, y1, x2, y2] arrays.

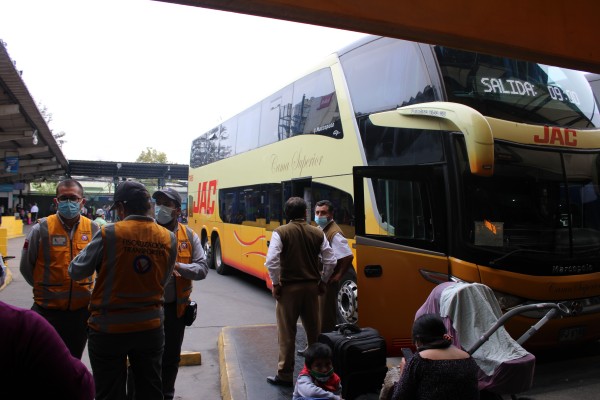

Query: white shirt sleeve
[[331, 232, 353, 260], [265, 231, 283, 285], [319, 233, 337, 283]]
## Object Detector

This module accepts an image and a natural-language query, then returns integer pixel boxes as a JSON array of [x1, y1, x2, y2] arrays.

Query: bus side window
[[370, 178, 432, 240]]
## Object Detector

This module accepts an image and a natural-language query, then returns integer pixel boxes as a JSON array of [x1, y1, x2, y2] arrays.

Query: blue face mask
[[155, 205, 175, 224], [315, 215, 329, 228], [57, 201, 81, 219]]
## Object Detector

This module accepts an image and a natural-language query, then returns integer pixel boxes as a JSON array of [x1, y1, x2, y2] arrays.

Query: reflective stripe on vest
[[33, 215, 94, 310], [175, 224, 193, 318], [88, 220, 177, 333]]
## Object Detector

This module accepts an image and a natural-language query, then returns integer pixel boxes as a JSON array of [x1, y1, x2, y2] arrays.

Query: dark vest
[[275, 220, 324, 284], [321, 220, 343, 273], [323, 220, 343, 245]]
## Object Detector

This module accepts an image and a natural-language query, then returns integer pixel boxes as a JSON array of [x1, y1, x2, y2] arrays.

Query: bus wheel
[[202, 237, 214, 269], [214, 237, 231, 275], [336, 270, 358, 324]]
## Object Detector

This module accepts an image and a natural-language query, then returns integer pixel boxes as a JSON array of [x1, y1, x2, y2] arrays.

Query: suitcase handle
[[336, 323, 361, 335]]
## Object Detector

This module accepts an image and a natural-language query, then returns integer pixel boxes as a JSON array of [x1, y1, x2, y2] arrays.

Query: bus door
[[282, 177, 313, 220], [353, 165, 449, 355]]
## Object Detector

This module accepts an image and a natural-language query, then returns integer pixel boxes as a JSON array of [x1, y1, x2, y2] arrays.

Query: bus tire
[[336, 269, 358, 325], [213, 236, 231, 275], [202, 235, 214, 269]]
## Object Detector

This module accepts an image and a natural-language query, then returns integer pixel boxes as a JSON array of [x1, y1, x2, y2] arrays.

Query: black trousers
[[88, 327, 164, 400], [163, 301, 187, 400], [32, 303, 89, 359]]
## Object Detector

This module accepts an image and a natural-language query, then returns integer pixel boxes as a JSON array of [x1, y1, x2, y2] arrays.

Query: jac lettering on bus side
[[193, 179, 217, 215], [534, 126, 577, 146]]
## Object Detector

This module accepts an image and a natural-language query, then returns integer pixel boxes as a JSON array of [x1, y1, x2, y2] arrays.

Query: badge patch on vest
[[51, 235, 67, 246], [133, 255, 152, 274], [179, 241, 188, 250], [81, 234, 89, 241]]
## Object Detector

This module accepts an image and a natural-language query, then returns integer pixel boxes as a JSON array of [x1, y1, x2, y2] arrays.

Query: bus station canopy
[[0, 42, 68, 184], [0, 42, 188, 185], [157, 0, 600, 74]]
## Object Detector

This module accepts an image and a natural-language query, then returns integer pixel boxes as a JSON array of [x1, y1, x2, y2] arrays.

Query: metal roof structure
[[0, 40, 69, 184], [0, 40, 189, 187], [68, 160, 189, 181]]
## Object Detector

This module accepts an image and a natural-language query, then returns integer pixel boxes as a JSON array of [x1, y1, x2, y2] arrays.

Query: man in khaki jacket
[[265, 197, 337, 386]]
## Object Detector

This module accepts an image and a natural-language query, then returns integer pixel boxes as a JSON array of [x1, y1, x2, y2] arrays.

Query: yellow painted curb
[[180, 351, 201, 366], [219, 327, 247, 400], [219, 331, 233, 400]]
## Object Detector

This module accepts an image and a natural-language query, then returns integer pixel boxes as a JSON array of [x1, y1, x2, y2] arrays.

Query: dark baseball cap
[[110, 181, 149, 210], [152, 187, 182, 207]]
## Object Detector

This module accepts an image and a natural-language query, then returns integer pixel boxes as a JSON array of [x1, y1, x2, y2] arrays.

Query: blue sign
[[4, 156, 18, 173]]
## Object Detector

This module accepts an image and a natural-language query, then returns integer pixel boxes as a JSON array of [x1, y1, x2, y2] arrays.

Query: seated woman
[[390, 313, 479, 400]]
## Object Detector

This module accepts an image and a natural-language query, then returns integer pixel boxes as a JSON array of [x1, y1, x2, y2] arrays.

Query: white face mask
[[155, 205, 175, 224]]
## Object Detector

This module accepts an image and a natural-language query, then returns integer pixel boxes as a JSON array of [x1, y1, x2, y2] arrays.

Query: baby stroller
[[415, 281, 569, 399]]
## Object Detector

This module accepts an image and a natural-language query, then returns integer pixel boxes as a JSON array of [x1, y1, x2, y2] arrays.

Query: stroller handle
[[466, 302, 569, 355]]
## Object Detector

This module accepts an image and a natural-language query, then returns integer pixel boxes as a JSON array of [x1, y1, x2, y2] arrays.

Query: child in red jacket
[[293, 342, 343, 400]]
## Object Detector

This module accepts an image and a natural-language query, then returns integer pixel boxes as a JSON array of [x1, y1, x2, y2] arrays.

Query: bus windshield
[[435, 46, 600, 128], [461, 140, 600, 272]]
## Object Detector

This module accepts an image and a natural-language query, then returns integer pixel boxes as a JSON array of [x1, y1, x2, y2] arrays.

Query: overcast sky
[[0, 0, 367, 165]]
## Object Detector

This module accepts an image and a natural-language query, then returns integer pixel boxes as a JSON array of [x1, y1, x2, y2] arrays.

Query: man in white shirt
[[314, 200, 354, 333]]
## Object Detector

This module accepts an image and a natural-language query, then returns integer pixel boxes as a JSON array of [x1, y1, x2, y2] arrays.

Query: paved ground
[[0, 223, 385, 400], [4, 223, 600, 400]]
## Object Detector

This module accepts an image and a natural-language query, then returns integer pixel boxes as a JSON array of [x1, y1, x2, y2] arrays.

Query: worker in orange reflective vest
[[69, 181, 177, 400], [20, 178, 99, 359], [152, 187, 208, 400]]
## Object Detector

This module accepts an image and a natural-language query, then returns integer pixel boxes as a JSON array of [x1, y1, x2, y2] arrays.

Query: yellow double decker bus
[[188, 36, 600, 355]]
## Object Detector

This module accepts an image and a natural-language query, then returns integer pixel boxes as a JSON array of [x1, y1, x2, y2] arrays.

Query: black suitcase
[[318, 323, 387, 400]]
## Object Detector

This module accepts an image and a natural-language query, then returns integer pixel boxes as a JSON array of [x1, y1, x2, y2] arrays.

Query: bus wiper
[[489, 248, 550, 267]]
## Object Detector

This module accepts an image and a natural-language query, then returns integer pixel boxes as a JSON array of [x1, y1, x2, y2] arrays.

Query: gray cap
[[152, 187, 182, 207], [110, 181, 149, 210]]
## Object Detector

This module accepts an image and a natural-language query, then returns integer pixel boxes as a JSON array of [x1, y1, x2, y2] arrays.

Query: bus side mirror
[[369, 102, 494, 177]]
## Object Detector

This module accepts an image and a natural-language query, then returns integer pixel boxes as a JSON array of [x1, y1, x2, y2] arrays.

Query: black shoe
[[266, 376, 293, 387]]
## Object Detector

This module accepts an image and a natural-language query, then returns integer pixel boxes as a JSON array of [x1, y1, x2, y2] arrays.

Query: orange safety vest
[[33, 215, 94, 310], [88, 219, 177, 334], [175, 224, 193, 318]]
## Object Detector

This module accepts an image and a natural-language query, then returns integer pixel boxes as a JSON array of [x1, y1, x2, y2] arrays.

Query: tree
[[30, 181, 58, 195], [37, 102, 67, 148], [136, 147, 168, 163]]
